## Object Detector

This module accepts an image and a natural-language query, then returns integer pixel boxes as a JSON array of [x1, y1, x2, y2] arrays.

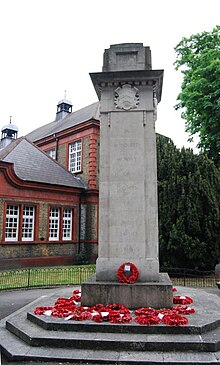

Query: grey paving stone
[[119, 350, 164, 362], [163, 351, 219, 363]]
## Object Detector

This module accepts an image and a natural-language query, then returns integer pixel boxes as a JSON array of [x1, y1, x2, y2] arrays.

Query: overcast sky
[[0, 0, 219, 149]]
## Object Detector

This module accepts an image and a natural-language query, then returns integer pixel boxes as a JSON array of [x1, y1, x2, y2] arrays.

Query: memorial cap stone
[[102, 43, 152, 72]]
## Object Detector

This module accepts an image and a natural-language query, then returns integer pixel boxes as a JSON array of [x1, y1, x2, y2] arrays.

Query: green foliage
[[76, 249, 89, 265], [157, 134, 220, 270], [174, 25, 220, 167]]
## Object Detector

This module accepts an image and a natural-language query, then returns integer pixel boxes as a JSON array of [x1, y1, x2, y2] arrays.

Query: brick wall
[[79, 203, 98, 241], [0, 199, 4, 241], [57, 143, 66, 168], [0, 243, 79, 269], [96, 137, 100, 189], [38, 202, 48, 240], [81, 136, 90, 183]]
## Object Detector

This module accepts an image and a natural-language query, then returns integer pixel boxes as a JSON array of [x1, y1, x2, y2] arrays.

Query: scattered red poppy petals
[[173, 296, 193, 305], [162, 313, 188, 326], [117, 262, 139, 284]]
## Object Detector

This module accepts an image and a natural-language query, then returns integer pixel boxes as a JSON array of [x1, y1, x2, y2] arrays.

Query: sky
[[0, 0, 219, 150]]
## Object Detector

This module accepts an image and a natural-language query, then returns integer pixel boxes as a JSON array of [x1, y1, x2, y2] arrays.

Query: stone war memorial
[[81, 43, 173, 309], [1, 43, 220, 365]]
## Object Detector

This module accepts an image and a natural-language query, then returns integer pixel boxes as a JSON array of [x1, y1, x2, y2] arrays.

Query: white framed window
[[62, 208, 72, 240], [5, 204, 35, 242], [5, 205, 19, 241], [69, 141, 82, 173], [22, 206, 35, 241], [46, 148, 56, 159], [49, 208, 60, 241], [49, 207, 74, 241]]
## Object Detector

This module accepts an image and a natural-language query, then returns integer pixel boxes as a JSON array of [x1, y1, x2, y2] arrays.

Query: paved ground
[[0, 286, 80, 364], [0, 286, 80, 320]]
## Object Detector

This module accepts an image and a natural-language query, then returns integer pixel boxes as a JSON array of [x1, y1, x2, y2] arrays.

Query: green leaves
[[174, 26, 220, 167], [157, 134, 220, 270]]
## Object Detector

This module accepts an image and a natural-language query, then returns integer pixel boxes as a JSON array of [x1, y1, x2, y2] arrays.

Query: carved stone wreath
[[114, 84, 140, 111]]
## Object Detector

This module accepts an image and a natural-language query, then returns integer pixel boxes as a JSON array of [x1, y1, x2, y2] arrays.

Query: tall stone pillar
[[81, 43, 172, 308]]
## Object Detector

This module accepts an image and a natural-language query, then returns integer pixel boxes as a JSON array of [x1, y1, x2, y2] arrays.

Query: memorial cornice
[[90, 69, 163, 102]]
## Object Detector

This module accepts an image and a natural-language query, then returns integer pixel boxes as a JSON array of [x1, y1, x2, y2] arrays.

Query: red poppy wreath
[[117, 262, 139, 284]]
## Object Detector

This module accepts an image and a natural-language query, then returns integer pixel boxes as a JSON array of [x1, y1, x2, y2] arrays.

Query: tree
[[174, 25, 220, 167], [157, 134, 220, 270]]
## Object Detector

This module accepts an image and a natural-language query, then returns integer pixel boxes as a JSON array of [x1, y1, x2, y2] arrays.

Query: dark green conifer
[[157, 134, 220, 269]]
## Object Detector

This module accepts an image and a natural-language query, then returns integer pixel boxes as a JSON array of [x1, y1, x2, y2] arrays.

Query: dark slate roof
[[27, 101, 100, 142], [0, 137, 87, 189]]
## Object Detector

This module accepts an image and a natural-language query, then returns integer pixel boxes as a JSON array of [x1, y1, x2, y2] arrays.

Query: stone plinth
[[81, 273, 173, 309]]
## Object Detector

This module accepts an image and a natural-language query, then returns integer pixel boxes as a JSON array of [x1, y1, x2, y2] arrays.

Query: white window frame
[[49, 208, 60, 241], [69, 141, 82, 173], [62, 208, 72, 240], [22, 206, 35, 241], [5, 205, 19, 241]]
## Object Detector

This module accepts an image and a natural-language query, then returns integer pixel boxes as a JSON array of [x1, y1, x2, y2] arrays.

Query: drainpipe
[[78, 190, 84, 254], [55, 137, 59, 161]]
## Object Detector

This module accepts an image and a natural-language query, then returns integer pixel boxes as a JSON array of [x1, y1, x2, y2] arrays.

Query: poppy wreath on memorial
[[116, 262, 139, 284], [173, 295, 193, 305], [162, 313, 188, 326], [135, 314, 161, 325], [172, 305, 195, 315]]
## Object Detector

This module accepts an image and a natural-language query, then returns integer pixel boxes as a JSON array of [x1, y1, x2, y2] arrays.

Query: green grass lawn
[[0, 265, 96, 290]]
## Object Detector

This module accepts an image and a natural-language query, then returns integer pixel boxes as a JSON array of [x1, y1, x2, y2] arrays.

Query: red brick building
[[0, 99, 100, 268]]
